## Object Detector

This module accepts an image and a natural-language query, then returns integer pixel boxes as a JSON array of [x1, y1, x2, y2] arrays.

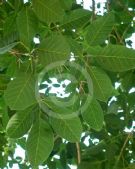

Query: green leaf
[[62, 9, 91, 29], [88, 45, 135, 72], [0, 97, 9, 129], [40, 94, 80, 116], [17, 6, 38, 49], [3, 13, 17, 37], [6, 106, 34, 138], [128, 164, 135, 169], [88, 66, 113, 102], [79, 161, 101, 169], [59, 0, 73, 10], [38, 34, 70, 66], [0, 32, 19, 54], [50, 116, 82, 142], [26, 118, 54, 168], [82, 97, 104, 131], [0, 42, 18, 55], [85, 12, 114, 46], [0, 74, 10, 91], [66, 37, 83, 56], [4, 73, 36, 110], [32, 0, 64, 23]]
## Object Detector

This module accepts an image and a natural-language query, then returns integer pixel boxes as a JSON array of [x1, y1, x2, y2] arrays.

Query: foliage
[[0, 0, 135, 169]]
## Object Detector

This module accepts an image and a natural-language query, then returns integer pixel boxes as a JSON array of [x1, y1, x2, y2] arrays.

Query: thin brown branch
[[91, 0, 96, 21], [76, 142, 81, 165], [113, 133, 131, 169]]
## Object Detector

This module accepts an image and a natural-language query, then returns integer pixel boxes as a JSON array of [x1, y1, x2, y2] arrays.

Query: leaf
[[0, 33, 19, 54], [62, 9, 91, 29], [0, 42, 18, 55], [17, 6, 38, 49], [85, 12, 114, 46], [66, 37, 83, 56], [82, 97, 104, 131], [59, 0, 73, 10], [0, 97, 9, 129], [0, 74, 10, 91], [88, 66, 113, 102], [32, 0, 64, 23], [79, 161, 101, 169], [127, 164, 135, 169], [4, 73, 36, 110], [40, 94, 80, 117], [14, 0, 24, 12], [3, 13, 17, 37], [26, 118, 54, 168], [6, 106, 35, 138], [50, 115, 82, 142], [88, 45, 135, 72], [38, 34, 70, 66]]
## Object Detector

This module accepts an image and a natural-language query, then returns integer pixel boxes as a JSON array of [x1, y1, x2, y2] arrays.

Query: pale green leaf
[[50, 115, 82, 142], [26, 118, 54, 168], [4, 73, 36, 110], [6, 106, 35, 138], [38, 34, 70, 66], [17, 6, 38, 48], [82, 97, 104, 131], [32, 0, 64, 23], [88, 45, 135, 72], [88, 66, 113, 102], [85, 12, 114, 46]]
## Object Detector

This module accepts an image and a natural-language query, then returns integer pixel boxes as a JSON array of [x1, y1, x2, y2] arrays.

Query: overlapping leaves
[[0, 1, 135, 169]]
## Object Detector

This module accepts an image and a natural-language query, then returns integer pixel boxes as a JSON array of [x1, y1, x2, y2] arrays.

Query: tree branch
[[76, 142, 81, 165], [113, 133, 131, 169], [91, 0, 96, 21]]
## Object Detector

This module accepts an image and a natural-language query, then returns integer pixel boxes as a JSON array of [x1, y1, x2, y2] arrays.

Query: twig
[[107, 0, 111, 11], [113, 28, 125, 45], [76, 142, 81, 165], [113, 133, 131, 169], [91, 0, 96, 21], [6, 1, 14, 10]]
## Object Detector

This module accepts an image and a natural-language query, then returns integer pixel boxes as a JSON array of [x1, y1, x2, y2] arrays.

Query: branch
[[107, 0, 111, 11], [113, 133, 131, 169], [76, 142, 81, 165], [91, 0, 96, 21]]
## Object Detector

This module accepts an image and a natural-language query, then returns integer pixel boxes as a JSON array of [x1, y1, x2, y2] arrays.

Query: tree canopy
[[0, 0, 135, 169]]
